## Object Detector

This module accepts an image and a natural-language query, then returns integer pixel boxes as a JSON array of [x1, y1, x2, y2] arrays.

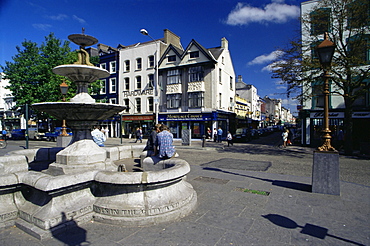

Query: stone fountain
[[0, 31, 197, 239]]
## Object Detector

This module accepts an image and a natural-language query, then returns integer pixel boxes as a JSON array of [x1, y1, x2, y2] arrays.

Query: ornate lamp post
[[312, 33, 340, 196], [316, 33, 336, 152], [60, 81, 69, 136]]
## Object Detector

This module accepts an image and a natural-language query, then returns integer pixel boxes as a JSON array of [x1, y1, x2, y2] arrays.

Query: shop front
[[301, 110, 370, 150], [159, 111, 233, 139], [121, 115, 155, 138]]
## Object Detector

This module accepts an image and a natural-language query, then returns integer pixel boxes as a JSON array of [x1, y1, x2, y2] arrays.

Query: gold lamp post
[[315, 33, 336, 152], [60, 81, 69, 137]]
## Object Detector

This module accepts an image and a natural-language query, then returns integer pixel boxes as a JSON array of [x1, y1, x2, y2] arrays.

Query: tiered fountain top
[[33, 30, 125, 143]]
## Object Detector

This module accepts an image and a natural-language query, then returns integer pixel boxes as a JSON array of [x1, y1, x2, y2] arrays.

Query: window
[[124, 60, 130, 72], [219, 93, 222, 108], [168, 55, 176, 62], [100, 63, 106, 70], [310, 8, 331, 36], [149, 56, 155, 68], [353, 79, 369, 108], [188, 92, 203, 108], [110, 78, 117, 93], [189, 66, 204, 82], [124, 77, 130, 90], [167, 94, 181, 108], [347, 34, 370, 65], [110, 98, 117, 104], [148, 97, 154, 112], [167, 69, 181, 84], [190, 51, 199, 58], [100, 80, 106, 94], [230, 76, 233, 90], [347, 0, 370, 29], [148, 74, 154, 88], [110, 61, 116, 73], [136, 58, 142, 70], [136, 76, 142, 90], [312, 80, 324, 108], [124, 99, 129, 113], [136, 98, 141, 113], [219, 69, 222, 84]]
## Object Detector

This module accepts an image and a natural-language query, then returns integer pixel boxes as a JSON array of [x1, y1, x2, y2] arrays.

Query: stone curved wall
[[0, 150, 197, 239]]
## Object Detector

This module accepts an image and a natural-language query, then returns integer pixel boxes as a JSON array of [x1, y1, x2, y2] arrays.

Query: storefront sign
[[161, 113, 212, 121], [311, 111, 370, 119], [311, 112, 344, 118], [122, 115, 154, 121], [122, 89, 153, 98], [352, 112, 370, 118]]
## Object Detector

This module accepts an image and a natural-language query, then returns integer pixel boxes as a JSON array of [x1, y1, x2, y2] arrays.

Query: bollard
[[202, 135, 206, 148]]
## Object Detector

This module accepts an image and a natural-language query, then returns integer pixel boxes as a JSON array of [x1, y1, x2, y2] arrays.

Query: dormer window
[[190, 51, 199, 58], [168, 55, 176, 62]]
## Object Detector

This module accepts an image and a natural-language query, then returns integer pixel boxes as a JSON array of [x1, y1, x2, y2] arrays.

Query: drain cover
[[201, 158, 272, 171]]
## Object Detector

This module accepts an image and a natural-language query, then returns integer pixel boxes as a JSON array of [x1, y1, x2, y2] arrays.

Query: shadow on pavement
[[50, 212, 90, 246], [263, 214, 366, 245], [203, 167, 312, 192]]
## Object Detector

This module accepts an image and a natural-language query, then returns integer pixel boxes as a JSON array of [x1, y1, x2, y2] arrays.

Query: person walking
[[134, 127, 143, 143], [155, 124, 176, 159], [213, 128, 217, 142], [282, 128, 288, 148], [226, 131, 233, 147], [217, 127, 223, 143], [2, 129, 7, 140], [91, 125, 106, 147]]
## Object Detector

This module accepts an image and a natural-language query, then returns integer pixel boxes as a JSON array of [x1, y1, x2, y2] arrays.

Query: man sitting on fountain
[[155, 124, 176, 159], [91, 125, 106, 147]]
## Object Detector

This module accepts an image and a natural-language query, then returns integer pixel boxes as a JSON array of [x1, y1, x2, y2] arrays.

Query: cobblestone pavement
[[0, 132, 369, 245]]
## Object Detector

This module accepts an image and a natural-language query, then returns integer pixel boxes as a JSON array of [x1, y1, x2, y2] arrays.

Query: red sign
[[122, 115, 154, 121]]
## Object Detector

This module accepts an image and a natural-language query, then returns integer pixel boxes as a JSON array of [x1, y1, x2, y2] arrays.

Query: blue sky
[[0, 0, 306, 115]]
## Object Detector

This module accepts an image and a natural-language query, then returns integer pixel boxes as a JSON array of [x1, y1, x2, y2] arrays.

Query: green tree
[[1, 33, 77, 110], [271, 0, 370, 155]]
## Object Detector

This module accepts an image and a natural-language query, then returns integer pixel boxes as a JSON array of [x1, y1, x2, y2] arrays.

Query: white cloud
[[32, 23, 52, 31], [73, 15, 86, 24], [46, 14, 68, 21], [248, 50, 284, 66], [226, 1, 300, 26]]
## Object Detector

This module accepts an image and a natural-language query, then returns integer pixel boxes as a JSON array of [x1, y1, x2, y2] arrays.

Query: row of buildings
[[86, 29, 294, 139], [1, 29, 294, 140]]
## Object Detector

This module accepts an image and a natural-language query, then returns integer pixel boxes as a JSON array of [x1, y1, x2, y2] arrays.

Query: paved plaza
[[0, 133, 369, 245]]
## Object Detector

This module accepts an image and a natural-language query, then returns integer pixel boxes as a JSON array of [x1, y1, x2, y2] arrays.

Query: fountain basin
[[32, 102, 125, 121], [52, 65, 109, 83], [0, 147, 197, 239], [32, 103, 126, 144]]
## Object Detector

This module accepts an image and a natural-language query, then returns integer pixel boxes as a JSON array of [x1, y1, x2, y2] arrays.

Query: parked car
[[28, 127, 46, 140], [10, 129, 26, 140], [233, 128, 252, 142], [45, 127, 72, 142]]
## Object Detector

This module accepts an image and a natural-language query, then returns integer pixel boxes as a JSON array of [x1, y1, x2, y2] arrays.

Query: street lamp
[[59, 81, 69, 136], [315, 32, 336, 152], [140, 28, 159, 124]]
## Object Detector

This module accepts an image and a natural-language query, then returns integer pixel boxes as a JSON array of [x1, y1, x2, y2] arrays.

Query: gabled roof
[[158, 44, 183, 65], [208, 46, 224, 60], [181, 39, 217, 63]]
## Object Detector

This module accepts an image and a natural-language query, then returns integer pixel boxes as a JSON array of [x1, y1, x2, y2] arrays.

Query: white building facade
[[157, 37, 236, 139], [118, 29, 182, 136]]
